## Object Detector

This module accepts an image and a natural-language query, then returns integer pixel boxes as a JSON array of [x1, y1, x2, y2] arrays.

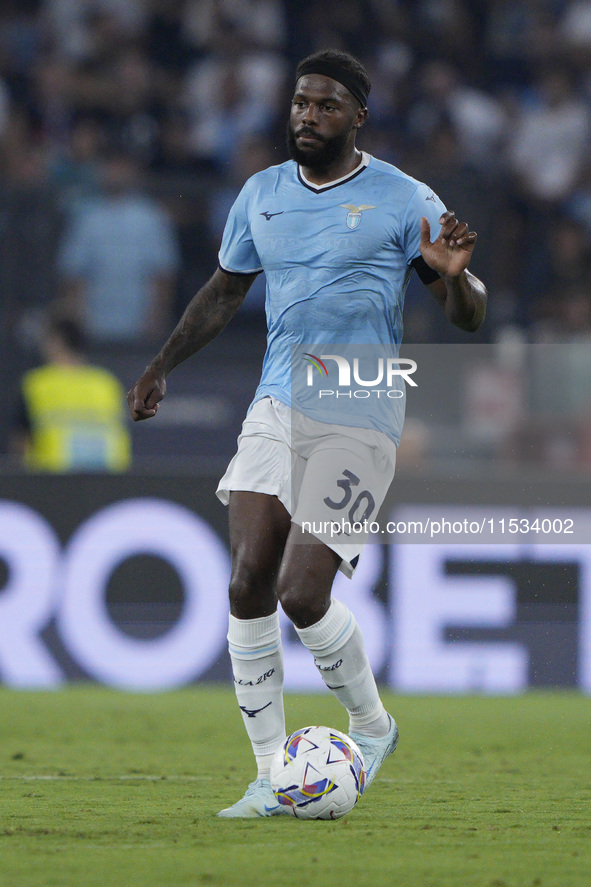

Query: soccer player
[[128, 49, 487, 817]]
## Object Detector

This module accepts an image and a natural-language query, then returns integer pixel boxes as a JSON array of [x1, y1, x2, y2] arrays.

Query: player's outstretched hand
[[420, 211, 477, 279], [127, 367, 167, 422]]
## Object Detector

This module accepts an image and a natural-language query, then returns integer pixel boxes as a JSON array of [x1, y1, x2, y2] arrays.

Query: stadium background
[[1, 0, 591, 692]]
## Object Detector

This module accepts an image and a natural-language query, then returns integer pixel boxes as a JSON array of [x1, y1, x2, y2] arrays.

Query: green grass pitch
[[0, 688, 589, 887]]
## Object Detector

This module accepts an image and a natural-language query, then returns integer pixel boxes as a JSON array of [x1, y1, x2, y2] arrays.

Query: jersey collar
[[297, 152, 370, 193]]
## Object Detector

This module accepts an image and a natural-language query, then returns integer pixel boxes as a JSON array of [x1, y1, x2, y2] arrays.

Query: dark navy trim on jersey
[[297, 154, 369, 193], [410, 255, 440, 285], [218, 262, 263, 276]]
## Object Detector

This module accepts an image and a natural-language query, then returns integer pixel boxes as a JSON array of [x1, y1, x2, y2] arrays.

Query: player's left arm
[[420, 211, 487, 333]]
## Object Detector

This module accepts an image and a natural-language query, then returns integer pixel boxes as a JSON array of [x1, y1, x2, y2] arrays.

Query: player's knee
[[278, 583, 328, 629], [228, 562, 276, 618]]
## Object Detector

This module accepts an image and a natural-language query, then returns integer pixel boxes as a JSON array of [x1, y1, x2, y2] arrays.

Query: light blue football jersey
[[218, 152, 446, 444]]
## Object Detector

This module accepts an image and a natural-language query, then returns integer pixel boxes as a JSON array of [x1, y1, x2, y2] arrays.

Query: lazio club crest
[[340, 203, 377, 229]]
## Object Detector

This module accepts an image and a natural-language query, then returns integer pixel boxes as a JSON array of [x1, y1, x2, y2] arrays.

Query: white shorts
[[216, 397, 396, 577]]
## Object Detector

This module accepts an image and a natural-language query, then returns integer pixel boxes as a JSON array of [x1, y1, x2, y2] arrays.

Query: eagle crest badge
[[340, 203, 377, 229]]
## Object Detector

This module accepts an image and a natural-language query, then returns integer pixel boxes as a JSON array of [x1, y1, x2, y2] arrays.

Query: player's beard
[[286, 121, 352, 171]]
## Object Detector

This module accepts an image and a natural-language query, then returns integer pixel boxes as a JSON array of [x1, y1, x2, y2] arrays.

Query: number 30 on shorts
[[323, 469, 376, 523]]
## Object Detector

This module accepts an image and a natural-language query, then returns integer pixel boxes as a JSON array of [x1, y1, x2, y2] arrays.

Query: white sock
[[295, 599, 390, 739], [228, 612, 286, 780]]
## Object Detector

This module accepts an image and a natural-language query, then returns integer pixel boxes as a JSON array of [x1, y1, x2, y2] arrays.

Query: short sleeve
[[218, 179, 263, 275], [401, 182, 447, 265]]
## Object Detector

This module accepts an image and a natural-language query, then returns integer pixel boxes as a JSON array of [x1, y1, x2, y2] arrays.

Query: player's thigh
[[228, 491, 293, 616]]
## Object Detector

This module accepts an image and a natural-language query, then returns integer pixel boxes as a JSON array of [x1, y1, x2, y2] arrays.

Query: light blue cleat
[[217, 778, 291, 818], [350, 714, 399, 790]]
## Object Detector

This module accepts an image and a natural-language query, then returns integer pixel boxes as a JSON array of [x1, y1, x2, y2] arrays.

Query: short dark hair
[[48, 315, 86, 354], [296, 49, 371, 104]]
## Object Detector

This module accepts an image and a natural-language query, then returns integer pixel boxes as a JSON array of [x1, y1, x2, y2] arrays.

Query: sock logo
[[315, 658, 343, 672], [233, 668, 275, 687], [239, 702, 273, 718]]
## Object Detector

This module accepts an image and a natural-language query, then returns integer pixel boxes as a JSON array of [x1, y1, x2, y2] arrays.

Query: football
[[270, 726, 366, 819]]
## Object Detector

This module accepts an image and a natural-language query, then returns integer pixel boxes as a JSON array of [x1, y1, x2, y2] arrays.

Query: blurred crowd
[[1, 0, 591, 353]]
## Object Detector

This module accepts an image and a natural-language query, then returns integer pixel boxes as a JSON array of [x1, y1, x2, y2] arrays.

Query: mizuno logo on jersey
[[260, 210, 284, 221], [340, 204, 376, 229]]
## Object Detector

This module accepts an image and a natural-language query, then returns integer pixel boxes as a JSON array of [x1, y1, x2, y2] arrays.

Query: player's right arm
[[127, 267, 256, 421]]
